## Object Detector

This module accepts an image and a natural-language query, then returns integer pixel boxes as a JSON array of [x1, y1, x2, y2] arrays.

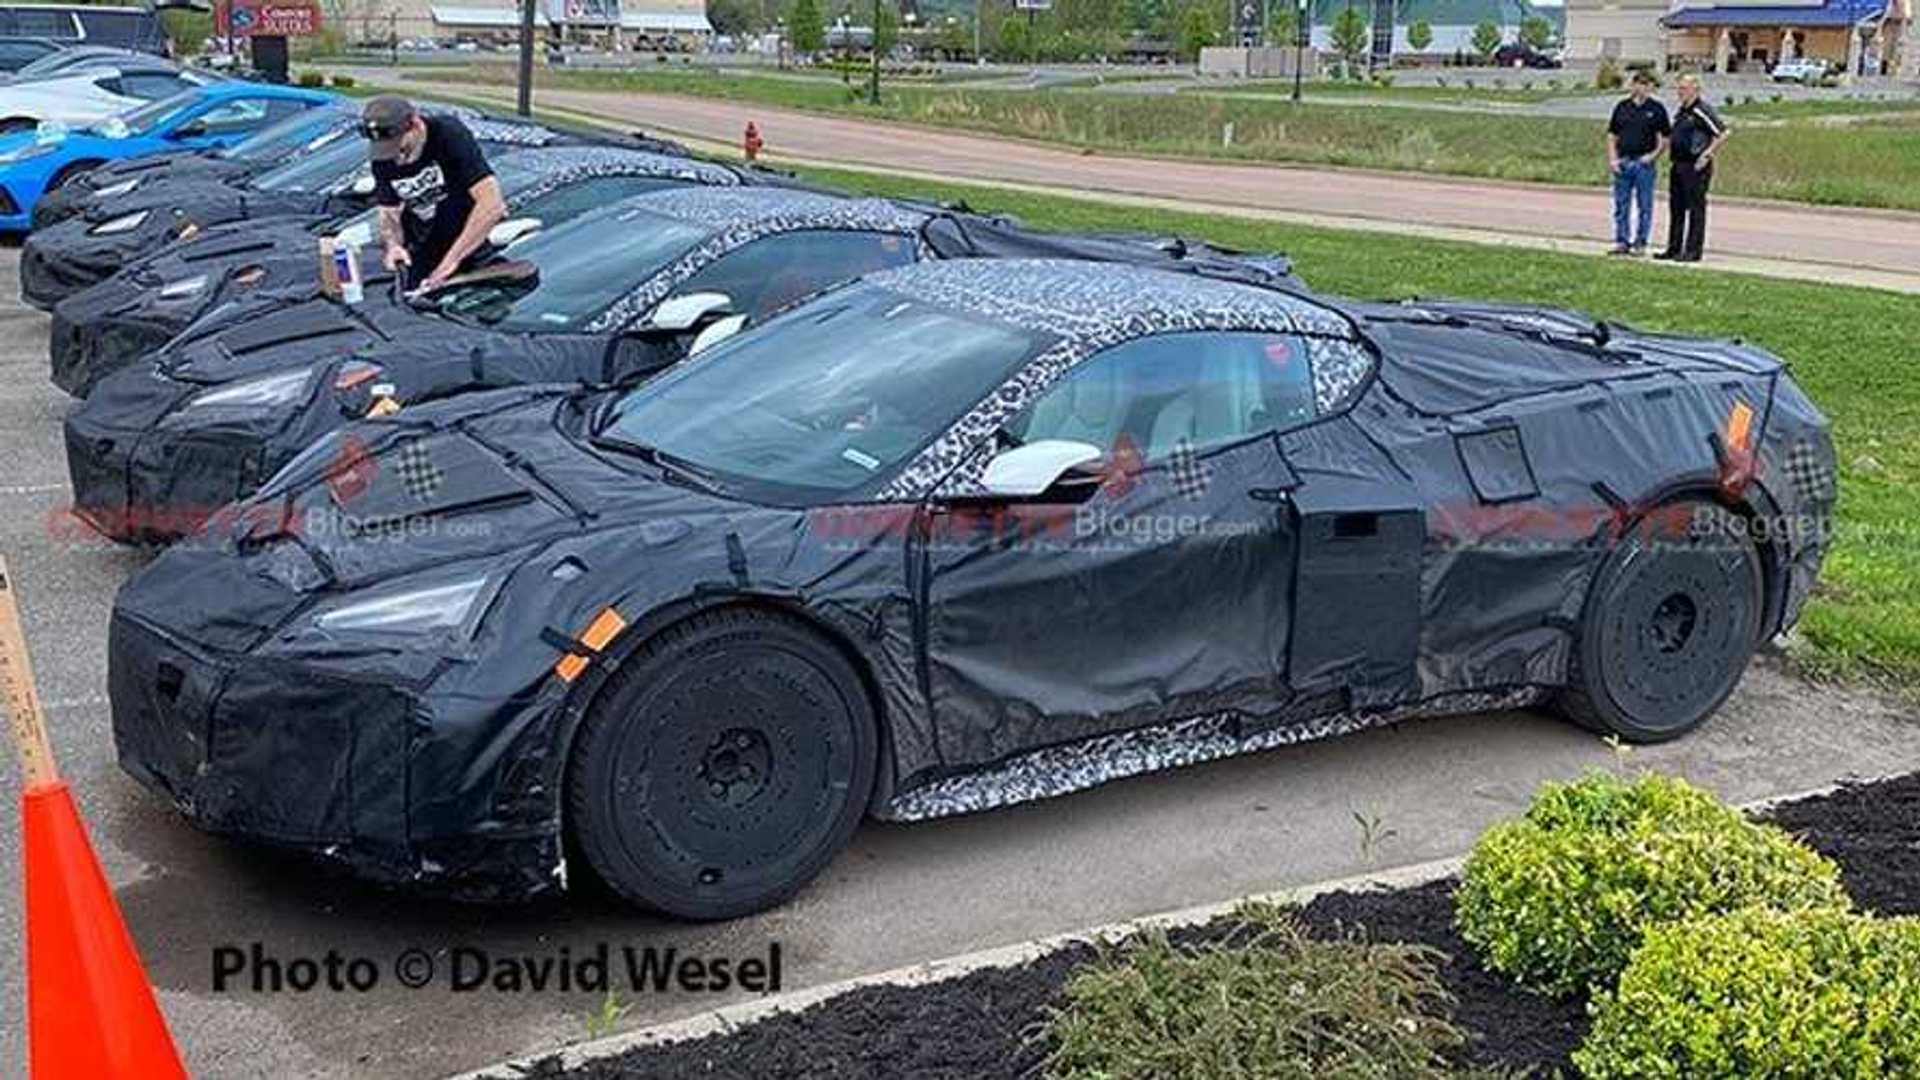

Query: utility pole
[[516, 0, 535, 116], [868, 0, 880, 103], [1291, 0, 1305, 101]]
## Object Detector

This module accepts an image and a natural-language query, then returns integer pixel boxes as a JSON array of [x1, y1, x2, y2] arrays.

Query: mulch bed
[[510, 772, 1920, 1080]]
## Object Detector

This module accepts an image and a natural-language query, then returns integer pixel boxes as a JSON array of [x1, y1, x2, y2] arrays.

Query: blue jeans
[[1612, 158, 1655, 247]]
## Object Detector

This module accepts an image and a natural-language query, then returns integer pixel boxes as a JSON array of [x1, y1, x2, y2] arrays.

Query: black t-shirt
[[1671, 100, 1728, 164], [1608, 96, 1671, 158], [371, 116, 493, 275]]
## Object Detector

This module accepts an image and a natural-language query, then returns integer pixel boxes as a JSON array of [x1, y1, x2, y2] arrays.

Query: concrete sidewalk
[[376, 77, 1920, 295]]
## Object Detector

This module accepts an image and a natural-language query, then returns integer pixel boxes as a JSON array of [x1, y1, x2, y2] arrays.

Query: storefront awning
[[1664, 0, 1886, 27]]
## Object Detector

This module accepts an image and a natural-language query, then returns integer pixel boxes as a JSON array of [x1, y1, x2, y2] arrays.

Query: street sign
[[218, 0, 322, 37], [1013, 0, 1052, 10]]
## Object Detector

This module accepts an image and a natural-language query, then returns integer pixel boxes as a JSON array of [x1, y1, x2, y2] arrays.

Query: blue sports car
[[0, 80, 337, 231]]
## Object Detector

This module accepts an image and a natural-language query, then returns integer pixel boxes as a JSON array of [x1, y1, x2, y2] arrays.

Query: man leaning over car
[[359, 95, 505, 291], [1605, 70, 1669, 257]]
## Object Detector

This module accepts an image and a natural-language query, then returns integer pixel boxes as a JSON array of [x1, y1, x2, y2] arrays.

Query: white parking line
[[42, 694, 107, 711]]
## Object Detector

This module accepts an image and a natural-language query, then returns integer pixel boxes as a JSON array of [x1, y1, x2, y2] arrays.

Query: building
[[353, 0, 710, 47], [1662, 0, 1911, 75], [1301, 0, 1563, 63], [1563, 0, 1668, 64]]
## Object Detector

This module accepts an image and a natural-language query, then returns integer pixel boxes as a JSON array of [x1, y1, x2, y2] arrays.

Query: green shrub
[[1577, 908, 1920, 1078], [297, 71, 326, 88], [1454, 773, 1849, 998], [1044, 903, 1470, 1079], [331, 74, 356, 89], [1595, 57, 1622, 90]]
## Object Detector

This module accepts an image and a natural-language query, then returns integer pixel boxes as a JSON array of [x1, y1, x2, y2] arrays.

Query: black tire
[[1557, 500, 1763, 742], [566, 607, 878, 920]]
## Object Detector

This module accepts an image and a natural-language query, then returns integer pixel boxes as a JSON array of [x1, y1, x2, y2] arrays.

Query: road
[[373, 77, 1920, 294], [0, 245, 1914, 1077]]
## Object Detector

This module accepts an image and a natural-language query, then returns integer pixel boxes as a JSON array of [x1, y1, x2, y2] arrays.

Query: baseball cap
[[360, 96, 417, 162]]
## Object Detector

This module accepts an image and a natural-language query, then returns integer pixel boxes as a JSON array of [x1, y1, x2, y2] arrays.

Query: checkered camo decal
[[863, 259, 1369, 501], [584, 193, 932, 333], [395, 439, 444, 501], [1166, 438, 1211, 499], [1783, 439, 1837, 505]]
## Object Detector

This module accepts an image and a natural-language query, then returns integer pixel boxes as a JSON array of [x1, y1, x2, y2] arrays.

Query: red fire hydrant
[[743, 121, 764, 163]]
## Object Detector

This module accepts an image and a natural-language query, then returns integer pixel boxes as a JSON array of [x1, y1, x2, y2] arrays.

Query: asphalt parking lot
[[0, 243, 1915, 1079]]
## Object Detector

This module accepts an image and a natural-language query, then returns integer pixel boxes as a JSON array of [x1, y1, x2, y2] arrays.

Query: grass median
[[415, 64, 1920, 211]]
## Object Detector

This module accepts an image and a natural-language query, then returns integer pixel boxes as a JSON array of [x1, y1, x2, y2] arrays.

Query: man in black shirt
[[360, 96, 506, 291], [1656, 74, 1731, 262], [1605, 71, 1669, 256]]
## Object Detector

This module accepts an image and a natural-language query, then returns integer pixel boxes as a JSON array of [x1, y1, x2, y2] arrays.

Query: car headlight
[[93, 177, 140, 198], [96, 117, 129, 140], [91, 209, 150, 236], [156, 274, 208, 300], [182, 366, 314, 409], [309, 573, 494, 638]]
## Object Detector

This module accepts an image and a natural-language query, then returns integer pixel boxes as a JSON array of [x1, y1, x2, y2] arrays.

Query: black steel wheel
[[566, 607, 877, 920], [1557, 500, 1763, 742]]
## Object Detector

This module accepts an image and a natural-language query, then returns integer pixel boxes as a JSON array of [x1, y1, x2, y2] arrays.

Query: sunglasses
[[360, 120, 408, 141]]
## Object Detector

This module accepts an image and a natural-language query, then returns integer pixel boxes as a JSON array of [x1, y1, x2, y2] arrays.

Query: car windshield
[[250, 134, 366, 193], [428, 203, 710, 332], [107, 88, 200, 138], [599, 282, 1057, 503], [219, 109, 348, 163]]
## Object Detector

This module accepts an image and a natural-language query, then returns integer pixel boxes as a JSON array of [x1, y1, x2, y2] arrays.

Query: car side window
[[671, 229, 917, 323], [1004, 331, 1317, 462], [518, 176, 678, 228], [121, 73, 192, 101]]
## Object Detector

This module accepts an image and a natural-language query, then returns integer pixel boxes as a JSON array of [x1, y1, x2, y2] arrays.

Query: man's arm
[[1607, 132, 1620, 174], [377, 204, 409, 271], [1699, 103, 1732, 163], [420, 175, 506, 290], [1647, 132, 1668, 164]]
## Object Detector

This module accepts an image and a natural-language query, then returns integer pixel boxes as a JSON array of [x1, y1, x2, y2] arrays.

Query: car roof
[[860, 257, 1355, 343], [619, 186, 927, 234], [494, 144, 739, 189]]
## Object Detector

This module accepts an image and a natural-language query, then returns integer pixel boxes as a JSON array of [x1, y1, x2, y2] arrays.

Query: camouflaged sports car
[[109, 258, 1834, 919], [68, 187, 1286, 545], [47, 143, 752, 396], [20, 113, 578, 308], [28, 101, 361, 231]]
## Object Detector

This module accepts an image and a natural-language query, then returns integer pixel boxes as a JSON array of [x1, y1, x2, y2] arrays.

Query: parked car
[[47, 142, 750, 394], [63, 188, 1286, 544], [105, 260, 1834, 917], [0, 80, 333, 233], [0, 4, 169, 55], [1493, 42, 1561, 69], [18, 111, 573, 303], [0, 62, 217, 134], [0, 35, 60, 72], [29, 101, 359, 230], [1771, 57, 1831, 83]]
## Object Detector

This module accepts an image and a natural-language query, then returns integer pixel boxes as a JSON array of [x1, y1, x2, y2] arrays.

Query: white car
[[0, 65, 213, 134], [1770, 58, 1831, 83]]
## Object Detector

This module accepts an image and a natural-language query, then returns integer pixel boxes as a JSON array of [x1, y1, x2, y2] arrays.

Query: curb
[[447, 774, 1872, 1080]]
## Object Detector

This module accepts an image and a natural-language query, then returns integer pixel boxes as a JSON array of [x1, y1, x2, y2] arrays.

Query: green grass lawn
[[415, 63, 1920, 211], [803, 162, 1915, 685]]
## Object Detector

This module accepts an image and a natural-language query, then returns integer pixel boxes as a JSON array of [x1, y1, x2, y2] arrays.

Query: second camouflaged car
[[108, 258, 1833, 918]]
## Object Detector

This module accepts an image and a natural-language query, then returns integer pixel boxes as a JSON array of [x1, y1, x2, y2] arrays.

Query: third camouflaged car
[[109, 258, 1834, 918], [66, 187, 1291, 543]]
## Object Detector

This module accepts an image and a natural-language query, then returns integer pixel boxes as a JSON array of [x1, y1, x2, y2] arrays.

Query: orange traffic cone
[[3, 557, 187, 1079]]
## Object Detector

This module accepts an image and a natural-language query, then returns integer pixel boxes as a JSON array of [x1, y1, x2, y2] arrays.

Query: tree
[[1266, 5, 1297, 46], [937, 15, 971, 58], [706, 0, 758, 36], [1470, 19, 1501, 59], [1519, 14, 1552, 50], [1177, 2, 1217, 60], [789, 0, 825, 54], [873, 0, 899, 56], [1406, 18, 1431, 51], [1329, 6, 1368, 75], [995, 11, 1031, 59]]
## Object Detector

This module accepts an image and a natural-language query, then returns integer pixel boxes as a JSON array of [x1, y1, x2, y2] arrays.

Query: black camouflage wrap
[[19, 116, 577, 309], [108, 259, 1833, 901], [47, 145, 747, 396]]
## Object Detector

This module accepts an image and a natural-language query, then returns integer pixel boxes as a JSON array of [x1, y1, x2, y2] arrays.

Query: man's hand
[[1607, 156, 1620, 175], [418, 265, 454, 292], [383, 243, 411, 272]]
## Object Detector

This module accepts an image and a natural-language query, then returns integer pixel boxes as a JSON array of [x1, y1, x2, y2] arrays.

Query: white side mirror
[[978, 439, 1104, 498], [688, 313, 748, 355], [487, 217, 541, 248], [647, 291, 733, 332], [349, 174, 376, 197]]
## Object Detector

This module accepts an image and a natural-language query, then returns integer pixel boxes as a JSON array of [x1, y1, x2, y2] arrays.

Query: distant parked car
[[1770, 57, 1831, 83], [1493, 43, 1561, 69], [0, 35, 59, 72], [0, 63, 218, 134], [0, 5, 170, 55]]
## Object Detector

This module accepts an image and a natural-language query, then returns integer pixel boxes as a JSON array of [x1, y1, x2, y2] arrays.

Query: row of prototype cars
[[21, 89, 1838, 919]]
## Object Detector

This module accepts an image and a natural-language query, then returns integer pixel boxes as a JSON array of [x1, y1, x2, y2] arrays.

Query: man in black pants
[[359, 95, 506, 290], [1657, 75, 1731, 263]]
